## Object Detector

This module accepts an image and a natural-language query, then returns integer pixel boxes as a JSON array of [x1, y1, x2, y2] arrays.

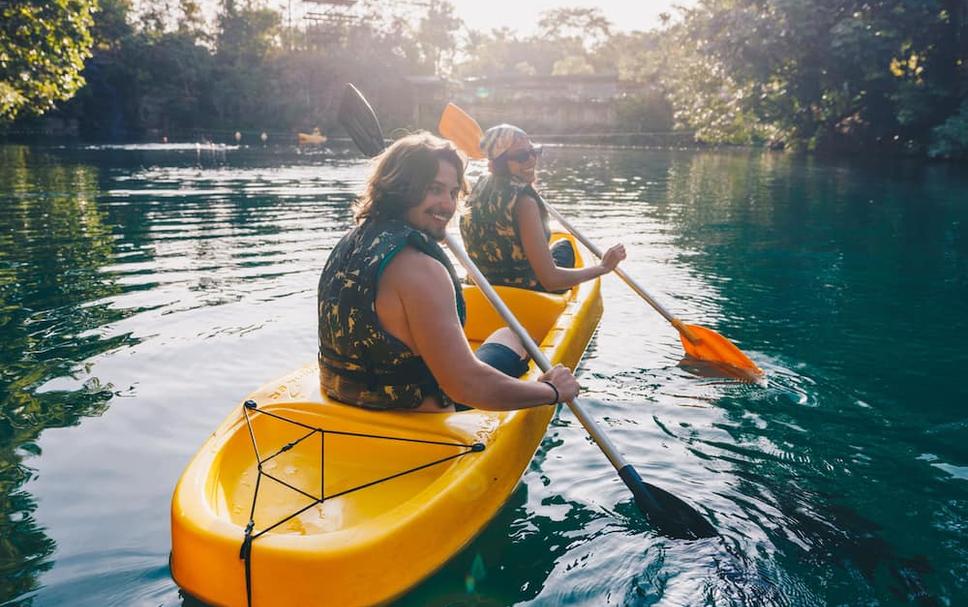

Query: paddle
[[446, 234, 718, 539], [337, 83, 717, 540], [337, 83, 386, 158], [437, 103, 763, 378]]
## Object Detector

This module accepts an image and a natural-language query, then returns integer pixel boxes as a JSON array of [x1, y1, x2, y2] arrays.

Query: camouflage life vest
[[317, 218, 466, 410], [459, 174, 552, 291]]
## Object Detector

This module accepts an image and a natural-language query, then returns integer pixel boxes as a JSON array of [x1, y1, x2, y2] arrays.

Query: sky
[[448, 0, 691, 35], [173, 1, 693, 36]]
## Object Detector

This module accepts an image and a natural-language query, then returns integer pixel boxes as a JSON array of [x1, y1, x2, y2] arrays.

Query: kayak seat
[[462, 285, 570, 350]]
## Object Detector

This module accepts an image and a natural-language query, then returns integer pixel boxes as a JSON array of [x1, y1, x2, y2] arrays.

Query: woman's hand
[[600, 243, 627, 272], [538, 364, 580, 403]]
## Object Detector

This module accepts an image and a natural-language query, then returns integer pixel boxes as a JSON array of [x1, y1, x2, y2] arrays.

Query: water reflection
[[0, 147, 124, 602]]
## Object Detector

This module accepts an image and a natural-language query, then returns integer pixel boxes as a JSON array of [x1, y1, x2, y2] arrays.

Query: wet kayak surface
[[0, 143, 965, 606]]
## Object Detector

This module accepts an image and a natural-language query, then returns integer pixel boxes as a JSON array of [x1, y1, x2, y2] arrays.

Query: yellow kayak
[[297, 132, 327, 144], [170, 234, 602, 606]]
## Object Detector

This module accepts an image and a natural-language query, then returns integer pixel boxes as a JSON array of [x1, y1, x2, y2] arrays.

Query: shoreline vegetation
[[1, 0, 966, 160]]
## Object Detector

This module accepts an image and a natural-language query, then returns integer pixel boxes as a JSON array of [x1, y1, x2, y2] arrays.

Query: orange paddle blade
[[679, 324, 762, 376], [439, 103, 486, 159]]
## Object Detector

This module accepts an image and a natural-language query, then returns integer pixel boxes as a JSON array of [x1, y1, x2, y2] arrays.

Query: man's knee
[[476, 328, 530, 377], [483, 327, 527, 358], [551, 239, 576, 269]]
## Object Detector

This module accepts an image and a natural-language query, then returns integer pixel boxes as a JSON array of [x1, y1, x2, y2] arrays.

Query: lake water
[[0, 143, 965, 606]]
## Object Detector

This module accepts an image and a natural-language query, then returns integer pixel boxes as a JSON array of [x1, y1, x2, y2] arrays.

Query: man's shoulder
[[386, 244, 450, 284], [343, 218, 418, 252], [380, 244, 454, 298], [387, 244, 448, 273]]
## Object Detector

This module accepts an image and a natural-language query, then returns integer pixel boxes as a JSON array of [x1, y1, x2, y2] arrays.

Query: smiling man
[[317, 132, 579, 412]]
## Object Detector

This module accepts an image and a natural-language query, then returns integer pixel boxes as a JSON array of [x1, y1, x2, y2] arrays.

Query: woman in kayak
[[459, 124, 626, 293], [317, 132, 580, 412]]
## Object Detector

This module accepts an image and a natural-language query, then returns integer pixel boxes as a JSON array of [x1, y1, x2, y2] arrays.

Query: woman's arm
[[515, 196, 624, 292]]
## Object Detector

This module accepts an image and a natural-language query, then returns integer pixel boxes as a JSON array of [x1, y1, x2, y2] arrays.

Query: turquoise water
[[0, 143, 965, 606]]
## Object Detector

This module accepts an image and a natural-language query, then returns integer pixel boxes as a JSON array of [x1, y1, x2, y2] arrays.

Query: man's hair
[[353, 131, 467, 223]]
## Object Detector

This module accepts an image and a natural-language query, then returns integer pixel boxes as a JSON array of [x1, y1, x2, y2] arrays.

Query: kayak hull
[[171, 235, 602, 606]]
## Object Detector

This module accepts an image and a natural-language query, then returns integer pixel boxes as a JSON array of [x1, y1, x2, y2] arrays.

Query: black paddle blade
[[337, 83, 386, 158], [619, 464, 717, 540]]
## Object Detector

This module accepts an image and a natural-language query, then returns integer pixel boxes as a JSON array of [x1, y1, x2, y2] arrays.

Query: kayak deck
[[171, 234, 602, 606], [218, 411, 470, 532]]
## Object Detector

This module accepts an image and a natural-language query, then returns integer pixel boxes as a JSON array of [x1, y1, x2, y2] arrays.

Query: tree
[[211, 0, 282, 128], [551, 55, 594, 76], [91, 0, 134, 51], [662, 0, 968, 152], [418, 0, 463, 75], [538, 7, 611, 51], [0, 0, 97, 122], [177, 0, 206, 36], [654, 13, 778, 145], [456, 27, 585, 78]]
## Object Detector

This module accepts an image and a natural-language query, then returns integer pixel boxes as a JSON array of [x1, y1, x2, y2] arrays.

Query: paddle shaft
[[444, 234, 705, 526], [445, 234, 639, 475], [543, 204, 701, 345]]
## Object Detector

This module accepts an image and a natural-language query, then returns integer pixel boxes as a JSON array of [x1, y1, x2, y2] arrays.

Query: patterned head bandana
[[480, 124, 528, 160]]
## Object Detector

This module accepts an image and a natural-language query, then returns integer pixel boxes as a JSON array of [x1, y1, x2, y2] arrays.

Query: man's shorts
[[551, 239, 576, 268], [453, 342, 530, 412], [476, 342, 530, 377]]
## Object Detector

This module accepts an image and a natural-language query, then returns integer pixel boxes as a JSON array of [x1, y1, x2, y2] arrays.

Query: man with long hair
[[317, 132, 579, 412]]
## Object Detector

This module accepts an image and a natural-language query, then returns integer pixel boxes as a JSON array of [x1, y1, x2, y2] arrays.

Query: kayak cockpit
[[212, 404, 489, 535], [462, 284, 569, 350]]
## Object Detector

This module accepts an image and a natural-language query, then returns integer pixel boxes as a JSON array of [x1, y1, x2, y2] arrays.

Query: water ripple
[[1, 145, 964, 607]]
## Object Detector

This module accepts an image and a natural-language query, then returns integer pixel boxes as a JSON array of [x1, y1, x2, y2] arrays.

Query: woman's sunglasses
[[504, 146, 543, 163]]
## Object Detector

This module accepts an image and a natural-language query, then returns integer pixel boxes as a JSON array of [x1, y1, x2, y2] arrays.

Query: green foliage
[[614, 92, 673, 132], [592, 31, 660, 82], [458, 7, 615, 79], [661, 0, 968, 152], [21, 0, 463, 138], [0, 0, 97, 122], [656, 18, 780, 145], [8, 0, 963, 157], [538, 7, 611, 51], [457, 28, 583, 79], [210, 1, 282, 128], [552, 55, 594, 76], [91, 0, 133, 50], [595, 31, 675, 132], [51, 0, 215, 138]]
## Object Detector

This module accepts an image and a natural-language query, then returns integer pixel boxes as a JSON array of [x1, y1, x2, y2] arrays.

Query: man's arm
[[515, 196, 623, 292], [382, 246, 563, 410]]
